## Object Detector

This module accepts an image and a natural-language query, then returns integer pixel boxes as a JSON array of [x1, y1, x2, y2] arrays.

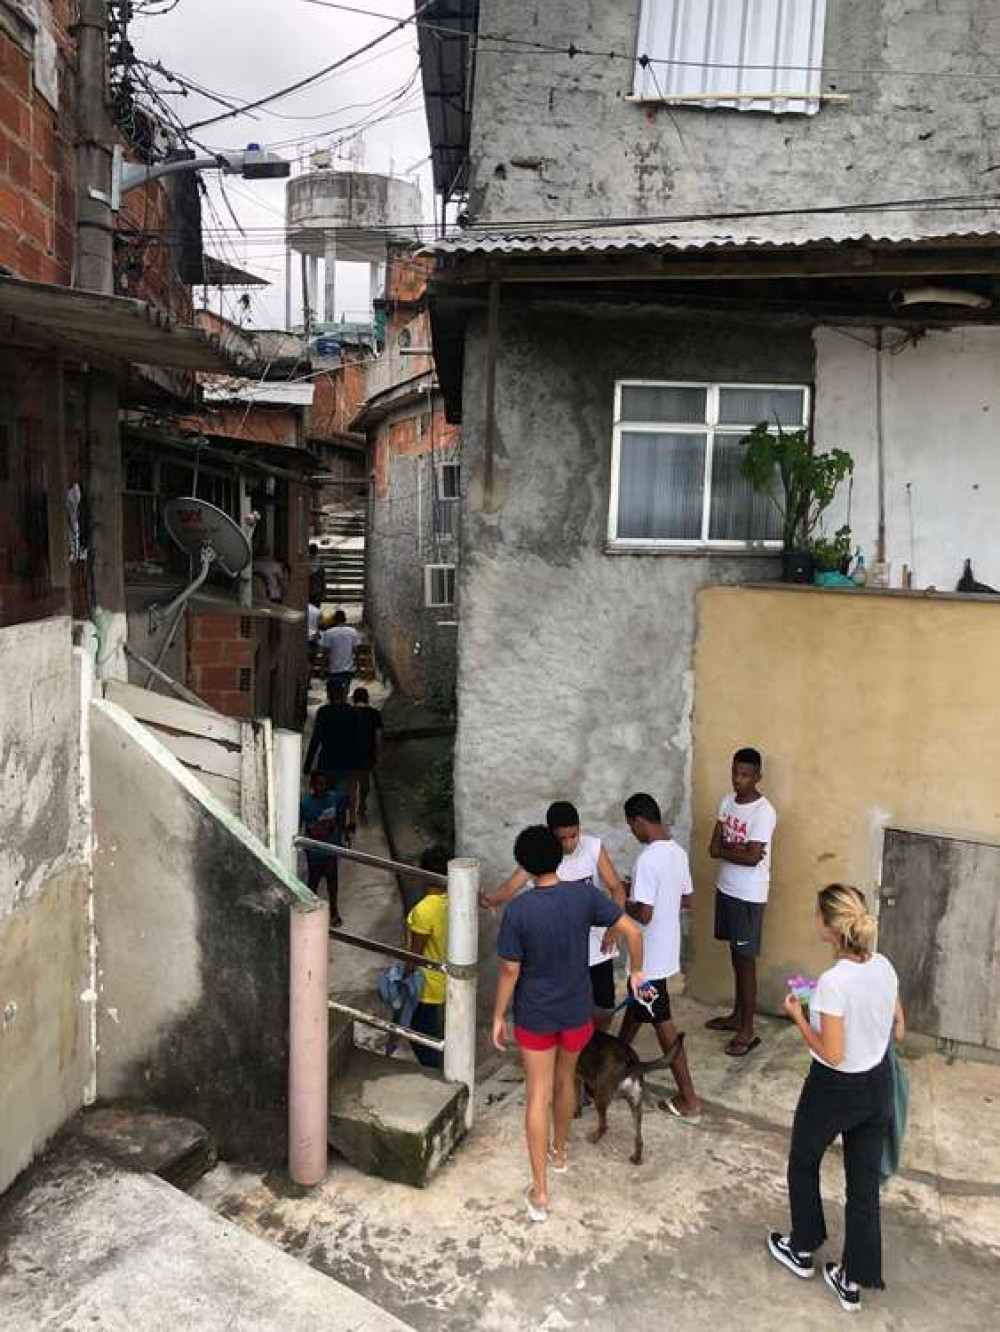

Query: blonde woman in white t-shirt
[[481, 800, 628, 1029], [767, 884, 905, 1314]]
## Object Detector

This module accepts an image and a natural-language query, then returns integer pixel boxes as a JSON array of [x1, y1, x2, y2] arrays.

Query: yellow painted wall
[[687, 586, 1000, 1013]]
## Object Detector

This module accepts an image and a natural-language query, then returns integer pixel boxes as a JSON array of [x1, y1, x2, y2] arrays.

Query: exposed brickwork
[[310, 351, 368, 441], [0, 4, 77, 285], [188, 609, 255, 719], [374, 401, 460, 500]]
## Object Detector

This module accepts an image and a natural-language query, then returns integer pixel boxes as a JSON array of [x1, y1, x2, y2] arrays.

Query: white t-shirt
[[321, 624, 360, 674], [557, 833, 619, 967], [810, 953, 898, 1074], [631, 839, 693, 981], [715, 794, 777, 904]]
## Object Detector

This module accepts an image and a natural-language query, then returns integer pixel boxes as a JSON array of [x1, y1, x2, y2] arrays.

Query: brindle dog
[[576, 1028, 683, 1165]]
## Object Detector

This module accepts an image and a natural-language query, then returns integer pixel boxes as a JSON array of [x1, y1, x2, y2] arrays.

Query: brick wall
[[0, 3, 77, 283], [310, 352, 368, 440], [374, 400, 460, 500], [385, 243, 433, 304], [116, 176, 194, 321], [187, 611, 254, 719]]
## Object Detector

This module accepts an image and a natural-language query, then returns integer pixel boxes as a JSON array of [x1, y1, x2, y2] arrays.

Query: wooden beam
[[434, 245, 1000, 287]]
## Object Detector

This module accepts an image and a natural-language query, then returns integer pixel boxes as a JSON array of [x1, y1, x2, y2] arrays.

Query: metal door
[[880, 828, 1000, 1050]]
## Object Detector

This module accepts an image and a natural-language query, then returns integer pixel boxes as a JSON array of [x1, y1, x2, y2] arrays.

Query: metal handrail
[[329, 925, 446, 973], [294, 835, 447, 886], [329, 1000, 445, 1053]]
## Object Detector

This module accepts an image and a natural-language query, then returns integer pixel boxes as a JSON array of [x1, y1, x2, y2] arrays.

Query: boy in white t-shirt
[[619, 792, 701, 1122], [707, 747, 777, 1057]]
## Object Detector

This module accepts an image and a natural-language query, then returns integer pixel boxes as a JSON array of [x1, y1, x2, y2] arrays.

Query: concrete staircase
[[318, 510, 366, 604], [328, 1004, 469, 1189]]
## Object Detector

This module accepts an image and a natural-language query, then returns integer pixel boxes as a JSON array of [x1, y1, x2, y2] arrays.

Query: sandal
[[706, 1014, 740, 1031], [725, 1035, 762, 1057], [660, 1096, 702, 1125], [547, 1146, 568, 1174], [525, 1187, 548, 1223]]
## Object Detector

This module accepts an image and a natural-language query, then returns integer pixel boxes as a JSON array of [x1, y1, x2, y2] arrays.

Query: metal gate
[[880, 827, 1000, 1050]]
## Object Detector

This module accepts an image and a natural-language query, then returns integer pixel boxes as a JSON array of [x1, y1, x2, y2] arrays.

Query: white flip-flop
[[547, 1147, 568, 1174], [661, 1097, 703, 1126], [525, 1187, 548, 1223]]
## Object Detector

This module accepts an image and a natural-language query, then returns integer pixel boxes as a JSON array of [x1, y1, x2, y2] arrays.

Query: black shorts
[[628, 977, 672, 1025], [589, 959, 616, 1011], [715, 891, 765, 959]]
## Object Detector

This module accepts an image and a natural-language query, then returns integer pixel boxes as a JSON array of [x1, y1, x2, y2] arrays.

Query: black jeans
[[410, 1001, 444, 1070], [787, 1056, 890, 1289]]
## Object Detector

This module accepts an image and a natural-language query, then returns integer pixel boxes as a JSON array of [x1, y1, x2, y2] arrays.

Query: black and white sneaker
[[823, 1263, 862, 1312], [766, 1232, 815, 1279]]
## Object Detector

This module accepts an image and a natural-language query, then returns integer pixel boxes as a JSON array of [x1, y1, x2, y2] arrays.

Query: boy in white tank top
[[481, 799, 628, 1028]]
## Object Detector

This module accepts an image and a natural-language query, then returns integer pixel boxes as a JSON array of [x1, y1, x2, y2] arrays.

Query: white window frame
[[607, 379, 810, 551], [632, 0, 828, 117], [424, 563, 456, 608], [434, 461, 461, 542]]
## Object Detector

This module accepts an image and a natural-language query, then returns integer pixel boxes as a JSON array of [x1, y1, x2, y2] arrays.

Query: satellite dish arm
[[148, 546, 217, 633]]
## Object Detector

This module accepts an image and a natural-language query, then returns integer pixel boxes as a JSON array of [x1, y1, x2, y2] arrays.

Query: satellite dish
[[164, 497, 252, 577], [147, 498, 252, 636]]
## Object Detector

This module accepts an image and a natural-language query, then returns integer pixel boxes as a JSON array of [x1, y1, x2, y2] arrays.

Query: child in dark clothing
[[299, 771, 346, 924]]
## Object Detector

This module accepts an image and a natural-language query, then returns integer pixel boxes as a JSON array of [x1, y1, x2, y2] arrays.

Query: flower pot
[[782, 549, 815, 584]]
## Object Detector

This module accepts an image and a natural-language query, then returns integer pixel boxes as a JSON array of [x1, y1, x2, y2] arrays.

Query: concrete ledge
[[0, 1151, 413, 1331], [330, 1050, 468, 1188]]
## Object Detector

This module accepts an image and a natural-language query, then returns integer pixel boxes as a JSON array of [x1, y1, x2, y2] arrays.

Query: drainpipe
[[482, 279, 501, 510], [444, 857, 480, 1131], [874, 329, 887, 565], [76, 1, 127, 682]]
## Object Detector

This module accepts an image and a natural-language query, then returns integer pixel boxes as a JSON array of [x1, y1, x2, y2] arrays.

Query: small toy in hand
[[787, 974, 817, 1007]]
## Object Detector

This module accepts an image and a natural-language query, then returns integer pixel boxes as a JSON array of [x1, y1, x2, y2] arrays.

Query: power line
[[183, 0, 432, 131]]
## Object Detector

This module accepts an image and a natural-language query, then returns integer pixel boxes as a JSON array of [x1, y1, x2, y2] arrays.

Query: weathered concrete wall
[[369, 406, 459, 710], [469, 2, 1000, 243], [455, 303, 809, 880], [688, 585, 1000, 1013], [0, 617, 90, 1193], [91, 699, 318, 1164], [815, 325, 1000, 591]]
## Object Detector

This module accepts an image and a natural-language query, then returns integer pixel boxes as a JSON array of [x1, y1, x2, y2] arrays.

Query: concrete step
[[329, 1048, 468, 1189], [69, 1105, 217, 1192], [0, 1149, 413, 1332]]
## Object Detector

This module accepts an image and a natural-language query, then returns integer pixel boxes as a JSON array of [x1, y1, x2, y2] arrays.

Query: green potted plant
[[810, 523, 853, 575], [738, 423, 854, 583]]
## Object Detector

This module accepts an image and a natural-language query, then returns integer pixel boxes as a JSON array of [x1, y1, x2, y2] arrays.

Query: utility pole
[[76, 0, 127, 681]]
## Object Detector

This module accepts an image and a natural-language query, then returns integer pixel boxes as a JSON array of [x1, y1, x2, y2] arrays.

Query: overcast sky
[[132, 0, 432, 329]]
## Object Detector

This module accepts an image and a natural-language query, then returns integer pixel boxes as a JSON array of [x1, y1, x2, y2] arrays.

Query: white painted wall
[[815, 326, 1000, 592]]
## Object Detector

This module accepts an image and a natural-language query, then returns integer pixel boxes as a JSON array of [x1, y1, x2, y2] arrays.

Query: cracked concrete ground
[[192, 997, 1000, 1331]]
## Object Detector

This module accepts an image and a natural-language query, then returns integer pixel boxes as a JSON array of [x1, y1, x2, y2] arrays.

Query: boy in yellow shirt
[[405, 846, 449, 1069]]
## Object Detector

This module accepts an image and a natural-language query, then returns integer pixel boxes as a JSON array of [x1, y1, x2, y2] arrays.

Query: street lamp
[[90, 142, 290, 211]]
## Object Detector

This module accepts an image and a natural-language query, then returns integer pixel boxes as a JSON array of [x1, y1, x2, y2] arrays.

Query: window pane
[[439, 464, 460, 499], [617, 431, 706, 541], [620, 385, 707, 424], [709, 434, 783, 541], [719, 387, 805, 427]]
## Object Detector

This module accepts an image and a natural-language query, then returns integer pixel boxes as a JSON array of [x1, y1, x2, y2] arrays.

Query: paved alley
[[192, 996, 1000, 1331]]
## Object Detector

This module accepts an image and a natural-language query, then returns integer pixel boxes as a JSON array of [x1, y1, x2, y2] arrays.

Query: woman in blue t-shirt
[[493, 825, 644, 1224]]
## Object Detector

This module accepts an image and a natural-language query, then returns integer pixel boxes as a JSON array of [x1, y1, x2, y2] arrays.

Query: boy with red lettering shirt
[[707, 747, 777, 1057]]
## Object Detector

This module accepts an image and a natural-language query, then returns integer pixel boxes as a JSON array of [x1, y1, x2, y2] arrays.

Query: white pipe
[[444, 857, 480, 1131], [289, 897, 329, 1186], [274, 729, 302, 876]]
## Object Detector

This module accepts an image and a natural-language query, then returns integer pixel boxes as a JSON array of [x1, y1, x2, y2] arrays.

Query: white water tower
[[285, 162, 423, 331]]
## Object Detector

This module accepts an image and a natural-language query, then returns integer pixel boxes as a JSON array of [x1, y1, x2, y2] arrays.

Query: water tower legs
[[324, 238, 337, 324]]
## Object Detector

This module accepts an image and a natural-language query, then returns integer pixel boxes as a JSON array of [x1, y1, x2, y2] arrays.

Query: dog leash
[[612, 982, 658, 1019]]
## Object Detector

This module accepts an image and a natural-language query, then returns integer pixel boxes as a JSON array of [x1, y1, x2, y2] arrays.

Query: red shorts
[[514, 1020, 594, 1053]]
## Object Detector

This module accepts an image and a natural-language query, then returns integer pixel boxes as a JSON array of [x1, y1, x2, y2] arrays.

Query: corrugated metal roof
[[427, 224, 1000, 259]]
